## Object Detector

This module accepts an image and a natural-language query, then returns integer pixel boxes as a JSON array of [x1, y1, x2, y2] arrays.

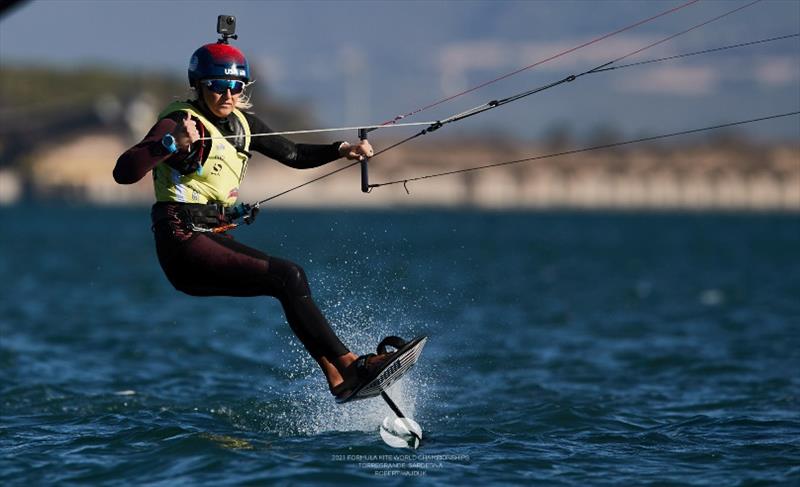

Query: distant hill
[[0, 65, 322, 169]]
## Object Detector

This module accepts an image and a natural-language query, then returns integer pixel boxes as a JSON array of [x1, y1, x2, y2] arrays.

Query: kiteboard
[[335, 335, 428, 449], [335, 335, 427, 404]]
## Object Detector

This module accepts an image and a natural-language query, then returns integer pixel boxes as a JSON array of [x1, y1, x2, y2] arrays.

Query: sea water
[[1, 205, 798, 485]]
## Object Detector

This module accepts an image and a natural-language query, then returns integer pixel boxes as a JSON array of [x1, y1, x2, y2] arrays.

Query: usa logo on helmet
[[224, 66, 247, 77]]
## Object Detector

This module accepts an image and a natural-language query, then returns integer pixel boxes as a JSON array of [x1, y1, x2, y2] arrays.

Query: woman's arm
[[244, 112, 343, 169], [113, 118, 177, 184], [113, 113, 200, 184]]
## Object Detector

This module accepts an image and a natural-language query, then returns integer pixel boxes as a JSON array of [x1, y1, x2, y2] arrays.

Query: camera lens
[[226, 17, 233, 24]]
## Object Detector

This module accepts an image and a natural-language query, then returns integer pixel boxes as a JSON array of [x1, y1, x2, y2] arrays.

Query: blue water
[[1, 205, 799, 485]]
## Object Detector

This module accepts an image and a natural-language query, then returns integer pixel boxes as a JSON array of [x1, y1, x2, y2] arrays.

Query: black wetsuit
[[115, 101, 349, 360]]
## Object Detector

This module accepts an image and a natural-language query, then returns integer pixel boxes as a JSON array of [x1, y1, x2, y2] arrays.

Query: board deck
[[336, 336, 427, 403]]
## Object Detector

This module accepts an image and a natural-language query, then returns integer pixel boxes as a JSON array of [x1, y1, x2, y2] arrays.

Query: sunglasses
[[203, 79, 246, 95]]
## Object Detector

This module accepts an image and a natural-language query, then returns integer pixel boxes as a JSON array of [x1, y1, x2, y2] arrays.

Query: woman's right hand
[[173, 112, 200, 151]]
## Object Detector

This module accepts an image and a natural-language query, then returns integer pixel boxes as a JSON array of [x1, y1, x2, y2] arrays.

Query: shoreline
[[4, 133, 798, 211]]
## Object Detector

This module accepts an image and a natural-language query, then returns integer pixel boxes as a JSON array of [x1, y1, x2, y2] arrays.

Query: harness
[[152, 202, 258, 235]]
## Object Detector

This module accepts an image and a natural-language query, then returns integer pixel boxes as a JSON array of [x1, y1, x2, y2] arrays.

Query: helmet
[[188, 42, 250, 87]]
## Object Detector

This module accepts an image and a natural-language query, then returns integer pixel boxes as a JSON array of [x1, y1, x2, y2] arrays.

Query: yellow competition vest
[[153, 102, 251, 206]]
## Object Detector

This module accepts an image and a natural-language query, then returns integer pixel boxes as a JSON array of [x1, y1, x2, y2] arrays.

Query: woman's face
[[200, 83, 241, 118]]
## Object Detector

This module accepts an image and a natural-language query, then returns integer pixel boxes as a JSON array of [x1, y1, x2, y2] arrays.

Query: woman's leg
[[155, 230, 358, 390]]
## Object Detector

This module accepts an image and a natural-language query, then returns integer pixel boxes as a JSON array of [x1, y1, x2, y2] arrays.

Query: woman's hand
[[339, 140, 374, 161], [173, 112, 200, 151]]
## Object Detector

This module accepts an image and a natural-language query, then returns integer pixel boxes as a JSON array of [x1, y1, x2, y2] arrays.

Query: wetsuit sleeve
[[244, 112, 342, 169], [113, 118, 178, 184]]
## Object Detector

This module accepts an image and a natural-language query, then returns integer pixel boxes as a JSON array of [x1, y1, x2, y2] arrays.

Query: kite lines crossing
[[200, 0, 798, 210]]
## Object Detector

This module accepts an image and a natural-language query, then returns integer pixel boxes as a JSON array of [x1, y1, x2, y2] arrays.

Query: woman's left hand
[[339, 140, 374, 161]]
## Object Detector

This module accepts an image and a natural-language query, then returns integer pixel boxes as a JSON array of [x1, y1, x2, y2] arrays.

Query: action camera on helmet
[[217, 15, 237, 43]]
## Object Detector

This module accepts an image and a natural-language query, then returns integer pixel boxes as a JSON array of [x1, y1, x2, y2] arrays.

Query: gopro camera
[[217, 15, 236, 36]]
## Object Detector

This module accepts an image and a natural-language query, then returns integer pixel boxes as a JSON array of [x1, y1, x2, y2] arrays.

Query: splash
[[250, 305, 432, 437], [247, 232, 436, 437], [272, 324, 426, 436]]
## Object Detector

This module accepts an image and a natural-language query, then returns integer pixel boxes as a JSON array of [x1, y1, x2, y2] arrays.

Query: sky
[[1, 0, 799, 141]]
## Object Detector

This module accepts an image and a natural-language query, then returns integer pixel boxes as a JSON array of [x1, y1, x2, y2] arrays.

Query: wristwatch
[[161, 133, 179, 154]]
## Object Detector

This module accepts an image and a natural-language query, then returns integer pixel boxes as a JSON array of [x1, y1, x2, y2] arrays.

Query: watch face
[[162, 134, 178, 153]]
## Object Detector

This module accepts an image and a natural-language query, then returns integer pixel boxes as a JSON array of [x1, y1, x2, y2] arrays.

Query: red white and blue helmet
[[188, 42, 250, 87]]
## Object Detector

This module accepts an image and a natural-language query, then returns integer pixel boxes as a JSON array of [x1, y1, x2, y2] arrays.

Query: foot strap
[[377, 336, 408, 355], [349, 337, 408, 385], [353, 353, 376, 380]]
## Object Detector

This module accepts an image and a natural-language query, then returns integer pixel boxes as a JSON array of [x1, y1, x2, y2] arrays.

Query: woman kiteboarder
[[113, 24, 415, 402]]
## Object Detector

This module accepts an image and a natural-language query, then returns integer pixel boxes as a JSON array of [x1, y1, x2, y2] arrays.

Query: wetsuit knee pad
[[268, 257, 312, 298]]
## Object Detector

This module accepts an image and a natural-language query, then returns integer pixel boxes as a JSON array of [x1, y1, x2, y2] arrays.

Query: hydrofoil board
[[336, 335, 427, 403]]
